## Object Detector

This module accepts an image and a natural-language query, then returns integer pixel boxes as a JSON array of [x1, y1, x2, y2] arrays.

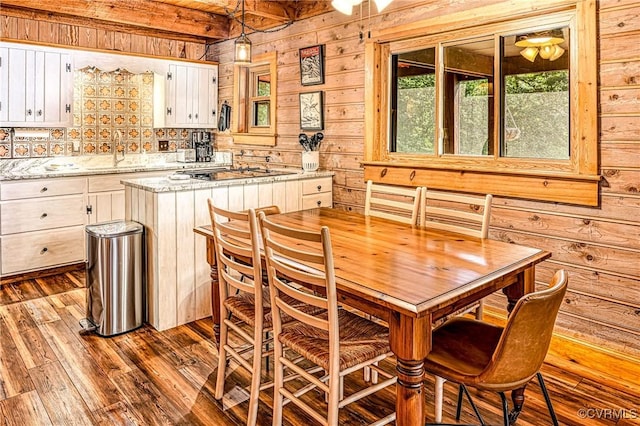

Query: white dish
[[168, 173, 190, 181], [45, 163, 77, 171]]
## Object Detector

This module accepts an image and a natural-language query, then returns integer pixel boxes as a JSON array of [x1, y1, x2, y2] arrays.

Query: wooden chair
[[259, 212, 397, 426], [419, 189, 493, 422], [424, 270, 568, 426], [208, 200, 286, 426], [364, 180, 422, 225]]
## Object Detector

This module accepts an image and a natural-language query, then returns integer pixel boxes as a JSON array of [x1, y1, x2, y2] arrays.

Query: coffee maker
[[192, 131, 213, 162]]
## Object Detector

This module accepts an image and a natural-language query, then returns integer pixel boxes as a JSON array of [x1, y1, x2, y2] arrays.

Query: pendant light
[[234, 0, 252, 64]]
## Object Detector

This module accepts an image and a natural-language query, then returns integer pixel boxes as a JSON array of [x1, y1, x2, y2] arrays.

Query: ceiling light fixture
[[515, 29, 565, 63], [331, 0, 392, 15], [234, 0, 251, 64]]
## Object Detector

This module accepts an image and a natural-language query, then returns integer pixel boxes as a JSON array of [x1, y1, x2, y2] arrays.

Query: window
[[365, 0, 598, 206], [232, 52, 277, 146]]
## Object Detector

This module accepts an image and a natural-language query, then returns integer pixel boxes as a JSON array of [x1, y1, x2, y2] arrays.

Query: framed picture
[[299, 44, 324, 86], [300, 91, 324, 131]]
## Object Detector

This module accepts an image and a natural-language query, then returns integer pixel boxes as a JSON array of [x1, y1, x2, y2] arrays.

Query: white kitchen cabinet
[[302, 177, 333, 210], [86, 171, 172, 224], [0, 43, 73, 127], [164, 62, 218, 128], [0, 177, 86, 276]]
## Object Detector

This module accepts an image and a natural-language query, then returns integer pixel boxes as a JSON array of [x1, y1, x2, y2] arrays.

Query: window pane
[[443, 39, 495, 156], [253, 100, 270, 127], [256, 74, 270, 96], [391, 48, 436, 154], [501, 28, 569, 159]]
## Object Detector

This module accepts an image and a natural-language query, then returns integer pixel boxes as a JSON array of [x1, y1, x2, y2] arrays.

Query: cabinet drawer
[[1, 226, 85, 275], [302, 192, 333, 210], [1, 177, 86, 200], [1, 195, 86, 234], [301, 177, 332, 195]]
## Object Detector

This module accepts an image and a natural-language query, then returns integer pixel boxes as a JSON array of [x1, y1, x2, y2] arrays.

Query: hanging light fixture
[[515, 29, 565, 63], [234, 0, 251, 64], [331, 0, 393, 15]]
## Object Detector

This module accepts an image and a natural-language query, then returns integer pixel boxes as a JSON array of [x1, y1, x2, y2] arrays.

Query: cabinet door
[[0, 48, 7, 123], [206, 66, 218, 126], [42, 51, 72, 124], [7, 48, 28, 123], [165, 62, 217, 128], [0, 46, 72, 126]]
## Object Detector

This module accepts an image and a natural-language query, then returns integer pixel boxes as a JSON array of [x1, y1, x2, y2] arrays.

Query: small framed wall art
[[299, 91, 324, 131], [299, 44, 325, 86]]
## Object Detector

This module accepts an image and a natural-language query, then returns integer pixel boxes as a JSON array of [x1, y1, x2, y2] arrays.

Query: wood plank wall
[[1, 1, 638, 359], [211, 0, 640, 358]]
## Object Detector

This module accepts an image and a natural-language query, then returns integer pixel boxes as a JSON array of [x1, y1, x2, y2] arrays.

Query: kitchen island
[[121, 169, 333, 331]]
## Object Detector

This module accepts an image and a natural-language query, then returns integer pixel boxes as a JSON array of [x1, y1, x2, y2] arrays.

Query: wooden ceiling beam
[[0, 5, 211, 44], [0, 0, 230, 40]]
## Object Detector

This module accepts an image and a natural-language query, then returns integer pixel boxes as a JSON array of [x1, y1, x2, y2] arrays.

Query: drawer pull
[[41, 187, 48, 193], [317, 185, 322, 192], [40, 213, 48, 219], [40, 247, 48, 254], [317, 200, 322, 206]]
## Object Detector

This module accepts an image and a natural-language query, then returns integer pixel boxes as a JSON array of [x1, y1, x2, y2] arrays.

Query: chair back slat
[[421, 189, 493, 239], [259, 213, 338, 336], [479, 270, 568, 387], [207, 199, 262, 300], [365, 180, 422, 225]]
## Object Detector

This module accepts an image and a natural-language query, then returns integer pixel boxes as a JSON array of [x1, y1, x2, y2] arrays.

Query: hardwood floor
[[1, 270, 639, 425]]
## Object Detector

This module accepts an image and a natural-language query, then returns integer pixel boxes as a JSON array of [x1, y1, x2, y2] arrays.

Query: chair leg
[[455, 384, 464, 421], [215, 314, 229, 400], [475, 299, 484, 320], [246, 326, 264, 426], [461, 384, 486, 426], [537, 372, 559, 426], [272, 336, 284, 426], [434, 376, 446, 423], [499, 392, 510, 426]]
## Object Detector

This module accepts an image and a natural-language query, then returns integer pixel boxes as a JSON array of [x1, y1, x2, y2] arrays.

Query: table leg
[[389, 313, 431, 426], [502, 267, 535, 424], [202, 234, 221, 345]]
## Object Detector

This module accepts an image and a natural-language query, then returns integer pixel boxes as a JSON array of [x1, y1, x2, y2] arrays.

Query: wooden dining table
[[194, 207, 551, 426]]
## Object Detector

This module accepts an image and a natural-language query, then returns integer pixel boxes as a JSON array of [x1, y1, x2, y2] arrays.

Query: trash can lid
[[85, 220, 143, 238]]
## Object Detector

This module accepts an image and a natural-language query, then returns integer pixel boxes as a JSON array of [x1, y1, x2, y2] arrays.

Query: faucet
[[113, 130, 125, 167]]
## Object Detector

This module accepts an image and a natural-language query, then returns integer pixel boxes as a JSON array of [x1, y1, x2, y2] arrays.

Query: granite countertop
[[122, 170, 334, 193], [0, 152, 232, 181]]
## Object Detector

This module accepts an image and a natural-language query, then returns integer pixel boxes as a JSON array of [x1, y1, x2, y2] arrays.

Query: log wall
[[2, 0, 639, 358], [211, 0, 640, 358]]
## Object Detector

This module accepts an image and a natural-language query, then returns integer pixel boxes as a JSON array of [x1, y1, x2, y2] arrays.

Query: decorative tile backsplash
[[0, 67, 214, 159]]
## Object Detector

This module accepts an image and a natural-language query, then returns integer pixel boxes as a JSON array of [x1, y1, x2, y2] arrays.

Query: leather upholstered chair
[[259, 212, 397, 426], [424, 269, 568, 426], [419, 189, 493, 421]]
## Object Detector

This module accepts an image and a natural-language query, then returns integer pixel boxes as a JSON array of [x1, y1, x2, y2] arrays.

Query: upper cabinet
[[0, 44, 73, 127], [164, 63, 218, 128], [0, 41, 219, 130]]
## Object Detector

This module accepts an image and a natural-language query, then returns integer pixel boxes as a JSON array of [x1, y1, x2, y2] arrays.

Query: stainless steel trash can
[[84, 220, 145, 337]]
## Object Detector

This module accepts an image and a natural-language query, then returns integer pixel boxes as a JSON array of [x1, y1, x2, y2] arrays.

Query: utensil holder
[[302, 151, 319, 172]]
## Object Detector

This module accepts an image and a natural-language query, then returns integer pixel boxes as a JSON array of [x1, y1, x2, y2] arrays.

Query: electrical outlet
[[158, 140, 169, 151]]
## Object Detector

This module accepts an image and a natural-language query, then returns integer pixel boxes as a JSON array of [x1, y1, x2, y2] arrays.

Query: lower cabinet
[[0, 177, 86, 276], [0, 170, 176, 277], [123, 173, 333, 331], [1, 226, 85, 275]]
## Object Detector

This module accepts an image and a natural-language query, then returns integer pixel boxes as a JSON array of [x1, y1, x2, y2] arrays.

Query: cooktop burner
[[176, 167, 296, 181]]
